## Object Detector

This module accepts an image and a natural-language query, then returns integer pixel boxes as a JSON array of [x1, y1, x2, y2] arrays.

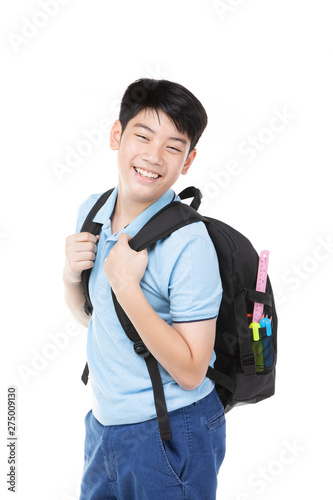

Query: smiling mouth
[[134, 166, 161, 179]]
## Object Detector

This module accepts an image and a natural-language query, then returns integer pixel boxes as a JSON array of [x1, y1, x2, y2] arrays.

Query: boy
[[63, 78, 226, 499]]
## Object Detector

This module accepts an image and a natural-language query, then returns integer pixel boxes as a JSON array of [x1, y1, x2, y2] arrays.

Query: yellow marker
[[249, 322, 260, 341], [250, 322, 264, 372]]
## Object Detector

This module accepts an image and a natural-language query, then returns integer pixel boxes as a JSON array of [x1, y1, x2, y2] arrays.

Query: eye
[[168, 146, 181, 152], [136, 134, 148, 141]]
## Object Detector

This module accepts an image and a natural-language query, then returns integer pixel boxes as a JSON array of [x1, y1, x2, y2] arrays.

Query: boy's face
[[110, 109, 197, 206]]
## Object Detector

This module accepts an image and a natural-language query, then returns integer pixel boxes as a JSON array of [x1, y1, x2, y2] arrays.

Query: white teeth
[[134, 167, 159, 179]]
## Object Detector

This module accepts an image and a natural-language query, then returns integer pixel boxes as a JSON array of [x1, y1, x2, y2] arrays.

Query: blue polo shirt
[[76, 186, 223, 426]]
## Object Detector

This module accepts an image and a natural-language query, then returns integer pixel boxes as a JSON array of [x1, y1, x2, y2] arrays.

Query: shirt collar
[[92, 186, 118, 227], [93, 186, 178, 238]]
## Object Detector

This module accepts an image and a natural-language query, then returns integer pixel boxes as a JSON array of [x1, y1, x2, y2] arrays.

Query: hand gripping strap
[[80, 188, 202, 314], [80, 188, 114, 316]]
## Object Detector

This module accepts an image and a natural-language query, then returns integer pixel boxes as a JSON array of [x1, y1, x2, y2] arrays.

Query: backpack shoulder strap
[[177, 185, 202, 210], [80, 187, 234, 440], [80, 188, 114, 315], [128, 186, 203, 251], [129, 200, 203, 251], [80, 188, 114, 233], [110, 198, 203, 442]]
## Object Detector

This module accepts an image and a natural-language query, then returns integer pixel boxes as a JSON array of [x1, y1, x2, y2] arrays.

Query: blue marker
[[260, 317, 273, 368]]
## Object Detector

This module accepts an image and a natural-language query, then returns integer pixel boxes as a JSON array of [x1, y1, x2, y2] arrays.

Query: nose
[[141, 141, 163, 166]]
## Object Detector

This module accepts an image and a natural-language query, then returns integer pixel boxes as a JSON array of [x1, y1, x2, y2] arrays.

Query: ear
[[181, 148, 197, 175], [110, 120, 123, 150]]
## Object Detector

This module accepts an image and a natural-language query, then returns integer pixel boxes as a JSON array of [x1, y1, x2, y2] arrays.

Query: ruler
[[252, 250, 270, 323]]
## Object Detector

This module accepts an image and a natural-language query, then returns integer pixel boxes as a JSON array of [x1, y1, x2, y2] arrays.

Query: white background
[[1, 1, 332, 499]]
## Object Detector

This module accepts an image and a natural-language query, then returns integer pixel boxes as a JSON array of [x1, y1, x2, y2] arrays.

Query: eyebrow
[[133, 123, 188, 145]]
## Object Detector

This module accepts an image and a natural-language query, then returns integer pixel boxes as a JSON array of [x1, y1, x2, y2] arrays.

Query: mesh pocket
[[251, 325, 275, 373]]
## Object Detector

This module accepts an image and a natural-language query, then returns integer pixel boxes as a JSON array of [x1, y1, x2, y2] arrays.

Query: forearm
[[115, 284, 202, 390], [63, 266, 90, 328]]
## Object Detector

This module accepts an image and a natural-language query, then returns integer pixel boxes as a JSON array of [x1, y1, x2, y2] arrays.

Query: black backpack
[[80, 186, 278, 441]]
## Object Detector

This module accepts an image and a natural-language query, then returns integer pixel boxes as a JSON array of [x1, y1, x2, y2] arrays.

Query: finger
[[75, 251, 97, 262], [71, 260, 95, 273], [74, 232, 99, 243], [74, 241, 98, 254], [117, 233, 132, 244]]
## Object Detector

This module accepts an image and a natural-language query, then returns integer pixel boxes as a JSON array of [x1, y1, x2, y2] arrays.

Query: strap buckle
[[133, 341, 150, 358], [240, 352, 256, 376]]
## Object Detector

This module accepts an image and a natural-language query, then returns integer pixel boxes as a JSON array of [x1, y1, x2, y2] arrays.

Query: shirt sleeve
[[168, 232, 223, 323]]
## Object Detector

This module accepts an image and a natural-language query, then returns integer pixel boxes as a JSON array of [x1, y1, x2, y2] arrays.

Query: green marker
[[249, 322, 264, 372]]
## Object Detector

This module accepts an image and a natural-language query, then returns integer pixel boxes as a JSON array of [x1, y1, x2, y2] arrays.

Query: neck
[[112, 184, 156, 233]]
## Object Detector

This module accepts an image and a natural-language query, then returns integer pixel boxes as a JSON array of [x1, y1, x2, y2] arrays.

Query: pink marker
[[252, 250, 270, 323]]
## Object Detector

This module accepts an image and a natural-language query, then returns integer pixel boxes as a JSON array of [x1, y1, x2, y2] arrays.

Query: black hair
[[118, 78, 208, 154]]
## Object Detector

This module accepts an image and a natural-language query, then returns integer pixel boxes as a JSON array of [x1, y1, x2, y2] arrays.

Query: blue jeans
[[79, 388, 226, 500]]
